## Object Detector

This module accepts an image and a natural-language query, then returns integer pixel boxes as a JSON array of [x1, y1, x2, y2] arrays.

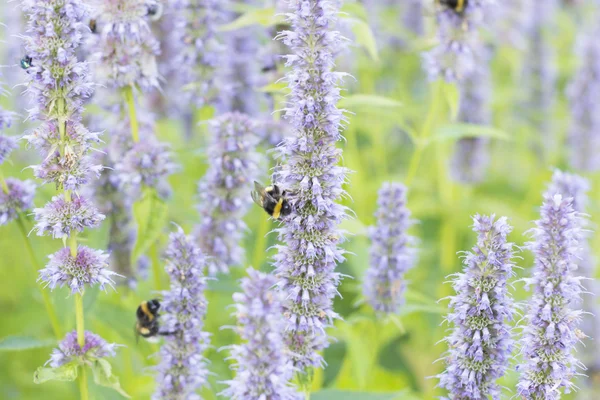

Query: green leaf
[[340, 2, 368, 21], [346, 17, 379, 61], [428, 123, 512, 145], [440, 80, 460, 120], [338, 94, 403, 111], [34, 362, 78, 384], [312, 390, 406, 400], [257, 81, 289, 94], [131, 188, 168, 263], [0, 336, 55, 352], [339, 218, 368, 236], [92, 359, 131, 398], [218, 7, 283, 31]]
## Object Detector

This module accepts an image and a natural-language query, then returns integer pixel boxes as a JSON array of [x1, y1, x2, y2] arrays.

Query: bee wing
[[251, 181, 265, 207]]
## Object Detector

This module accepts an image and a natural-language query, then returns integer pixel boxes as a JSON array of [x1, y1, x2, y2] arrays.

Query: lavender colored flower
[[567, 24, 600, 172], [38, 245, 119, 294], [0, 108, 16, 132], [153, 227, 209, 400], [195, 112, 261, 275], [91, 0, 160, 91], [403, 0, 424, 37], [0, 134, 18, 165], [492, 0, 531, 50], [547, 170, 589, 214], [363, 183, 417, 314], [33, 195, 105, 239], [273, 0, 349, 370], [0, 178, 36, 225], [438, 215, 516, 400], [422, 1, 491, 83], [220, 268, 301, 400], [47, 330, 118, 367], [450, 44, 491, 184], [115, 138, 178, 199], [517, 194, 587, 399]]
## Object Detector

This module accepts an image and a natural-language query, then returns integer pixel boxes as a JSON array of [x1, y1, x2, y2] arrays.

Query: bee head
[[281, 201, 292, 216], [148, 299, 161, 314]]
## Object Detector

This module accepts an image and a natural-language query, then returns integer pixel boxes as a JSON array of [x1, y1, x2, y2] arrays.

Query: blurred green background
[[1, 1, 599, 399]]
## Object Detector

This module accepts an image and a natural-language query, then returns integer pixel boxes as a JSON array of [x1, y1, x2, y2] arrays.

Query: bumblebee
[[89, 19, 97, 34], [251, 181, 292, 220], [439, 0, 467, 12], [147, 3, 163, 21], [20, 55, 32, 70], [135, 299, 162, 341]]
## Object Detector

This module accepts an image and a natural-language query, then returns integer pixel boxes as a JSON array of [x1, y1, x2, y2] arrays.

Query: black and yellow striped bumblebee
[[439, 0, 467, 12], [251, 181, 292, 220], [135, 299, 176, 342]]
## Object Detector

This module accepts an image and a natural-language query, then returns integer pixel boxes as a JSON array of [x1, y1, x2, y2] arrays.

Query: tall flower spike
[[517, 194, 588, 399], [220, 268, 301, 400], [195, 112, 261, 275], [567, 22, 600, 172], [154, 227, 210, 400], [450, 45, 492, 184], [363, 183, 417, 314], [422, 1, 491, 83], [273, 0, 350, 371], [438, 215, 516, 399]]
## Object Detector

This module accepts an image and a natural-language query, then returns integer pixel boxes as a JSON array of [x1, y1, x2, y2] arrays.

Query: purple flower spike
[[0, 179, 36, 225], [154, 227, 210, 400], [33, 195, 105, 239], [38, 245, 120, 294], [517, 194, 588, 399], [438, 215, 516, 400], [48, 330, 118, 367], [364, 183, 417, 314], [273, 0, 350, 371], [0, 135, 18, 165], [195, 112, 261, 275], [220, 268, 301, 400]]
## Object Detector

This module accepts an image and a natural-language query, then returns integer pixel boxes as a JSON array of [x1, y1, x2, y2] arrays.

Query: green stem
[[405, 143, 424, 188], [79, 365, 89, 400], [15, 215, 62, 339], [123, 86, 140, 143], [0, 169, 8, 193], [252, 215, 270, 269], [75, 293, 85, 347], [151, 242, 162, 291]]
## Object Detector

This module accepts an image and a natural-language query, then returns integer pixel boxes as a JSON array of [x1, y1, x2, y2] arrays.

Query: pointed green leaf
[[131, 188, 168, 263], [257, 81, 289, 94], [218, 7, 283, 31], [340, 2, 368, 20], [0, 336, 55, 352], [428, 123, 512, 145], [92, 359, 131, 398], [345, 17, 379, 61], [312, 390, 407, 400], [34, 362, 78, 384], [338, 95, 403, 111]]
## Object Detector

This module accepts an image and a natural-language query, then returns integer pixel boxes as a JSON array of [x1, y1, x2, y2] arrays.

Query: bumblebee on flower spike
[[251, 181, 292, 220], [134, 299, 176, 342], [439, 0, 467, 12]]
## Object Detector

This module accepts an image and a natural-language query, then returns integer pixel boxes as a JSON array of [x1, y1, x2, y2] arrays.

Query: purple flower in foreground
[[364, 182, 417, 314], [33, 195, 105, 239], [38, 245, 120, 294], [517, 194, 587, 399], [0, 134, 18, 165], [567, 24, 600, 172], [154, 227, 209, 400], [220, 268, 301, 400], [273, 0, 349, 370], [0, 179, 36, 225], [47, 330, 118, 367], [195, 112, 261, 275], [438, 215, 516, 400]]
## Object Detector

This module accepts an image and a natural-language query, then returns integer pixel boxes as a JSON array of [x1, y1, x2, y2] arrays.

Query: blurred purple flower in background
[[364, 182, 417, 314], [0, 134, 18, 165], [195, 112, 261, 275], [47, 330, 118, 367], [0, 178, 36, 225], [438, 215, 516, 399], [154, 227, 210, 400], [221, 268, 301, 400], [273, 0, 350, 371], [517, 193, 587, 399]]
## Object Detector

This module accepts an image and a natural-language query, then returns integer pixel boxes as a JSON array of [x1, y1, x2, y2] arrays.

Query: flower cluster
[[195, 112, 261, 275], [90, 0, 160, 91], [38, 245, 119, 294], [364, 182, 417, 314], [438, 215, 516, 399], [567, 23, 600, 172], [0, 135, 18, 164], [517, 194, 587, 399], [0, 178, 36, 226], [47, 330, 118, 367], [33, 195, 104, 239], [221, 268, 301, 400], [273, 0, 349, 370], [154, 227, 210, 400], [422, 1, 491, 83]]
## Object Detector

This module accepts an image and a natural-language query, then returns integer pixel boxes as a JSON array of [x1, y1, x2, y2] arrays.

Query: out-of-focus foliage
[[0, 1, 597, 399]]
